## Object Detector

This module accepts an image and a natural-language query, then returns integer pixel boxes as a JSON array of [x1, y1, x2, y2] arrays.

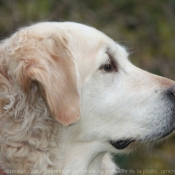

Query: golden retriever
[[0, 22, 175, 175]]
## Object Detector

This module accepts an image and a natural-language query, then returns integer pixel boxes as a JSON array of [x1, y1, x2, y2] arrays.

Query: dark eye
[[103, 63, 114, 72], [100, 57, 117, 73]]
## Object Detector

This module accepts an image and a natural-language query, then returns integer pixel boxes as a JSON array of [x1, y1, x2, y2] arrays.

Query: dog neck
[[57, 125, 109, 175]]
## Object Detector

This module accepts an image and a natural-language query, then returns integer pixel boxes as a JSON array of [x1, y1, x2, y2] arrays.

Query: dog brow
[[107, 52, 118, 71]]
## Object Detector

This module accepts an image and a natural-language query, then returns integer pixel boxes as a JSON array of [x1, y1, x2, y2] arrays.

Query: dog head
[[0, 22, 175, 152]]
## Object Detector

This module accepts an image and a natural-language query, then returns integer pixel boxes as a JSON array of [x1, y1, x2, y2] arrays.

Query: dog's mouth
[[110, 139, 135, 149], [110, 128, 175, 150]]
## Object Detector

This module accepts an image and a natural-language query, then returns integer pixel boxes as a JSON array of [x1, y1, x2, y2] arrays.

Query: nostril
[[167, 85, 175, 100], [170, 86, 175, 96]]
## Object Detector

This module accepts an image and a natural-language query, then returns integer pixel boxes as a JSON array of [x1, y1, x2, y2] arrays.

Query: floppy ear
[[16, 32, 80, 126]]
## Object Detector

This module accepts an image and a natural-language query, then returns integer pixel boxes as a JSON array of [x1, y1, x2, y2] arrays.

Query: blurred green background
[[0, 0, 175, 174]]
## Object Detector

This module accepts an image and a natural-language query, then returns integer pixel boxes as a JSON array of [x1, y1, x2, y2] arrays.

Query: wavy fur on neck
[[0, 64, 61, 174]]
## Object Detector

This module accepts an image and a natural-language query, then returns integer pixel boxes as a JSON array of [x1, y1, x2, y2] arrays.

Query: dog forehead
[[62, 22, 129, 57], [62, 22, 116, 49]]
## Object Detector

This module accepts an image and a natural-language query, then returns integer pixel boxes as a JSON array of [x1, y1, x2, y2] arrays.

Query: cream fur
[[0, 22, 175, 175]]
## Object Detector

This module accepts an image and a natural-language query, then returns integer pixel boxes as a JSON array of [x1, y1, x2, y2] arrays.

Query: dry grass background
[[0, 0, 175, 174]]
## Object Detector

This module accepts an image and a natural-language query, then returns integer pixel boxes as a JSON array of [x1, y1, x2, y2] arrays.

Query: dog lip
[[110, 139, 135, 149]]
